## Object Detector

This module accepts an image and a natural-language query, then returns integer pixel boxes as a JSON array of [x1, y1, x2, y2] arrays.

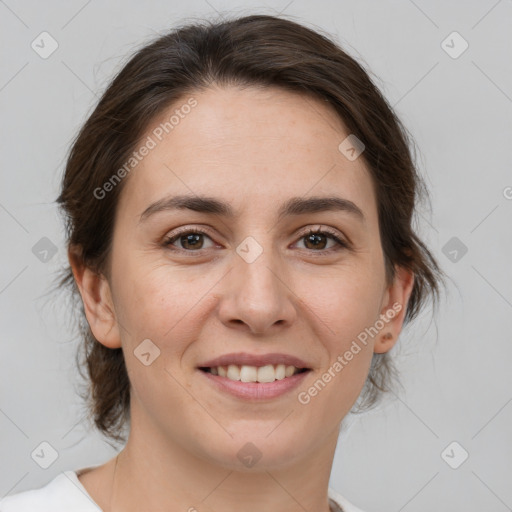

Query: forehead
[[117, 85, 377, 223]]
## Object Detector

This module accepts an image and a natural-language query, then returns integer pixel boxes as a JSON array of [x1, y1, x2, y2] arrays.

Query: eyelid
[[295, 225, 348, 243]]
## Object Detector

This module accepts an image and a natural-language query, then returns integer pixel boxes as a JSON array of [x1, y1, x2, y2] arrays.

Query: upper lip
[[198, 352, 311, 369]]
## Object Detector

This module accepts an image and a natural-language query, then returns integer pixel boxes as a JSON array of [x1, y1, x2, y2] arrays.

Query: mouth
[[196, 353, 312, 401], [198, 364, 309, 383]]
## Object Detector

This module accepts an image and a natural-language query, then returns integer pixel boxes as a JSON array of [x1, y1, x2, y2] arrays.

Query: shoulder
[[328, 487, 367, 512], [0, 471, 101, 512], [1, 476, 362, 512]]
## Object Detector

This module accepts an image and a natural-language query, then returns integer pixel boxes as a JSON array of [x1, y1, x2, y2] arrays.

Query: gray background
[[1, 1, 511, 510]]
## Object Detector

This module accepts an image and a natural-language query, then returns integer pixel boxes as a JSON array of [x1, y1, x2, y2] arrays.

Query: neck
[[108, 410, 341, 512]]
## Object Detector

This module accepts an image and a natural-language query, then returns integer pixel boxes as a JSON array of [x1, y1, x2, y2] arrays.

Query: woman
[[1, 13, 442, 512]]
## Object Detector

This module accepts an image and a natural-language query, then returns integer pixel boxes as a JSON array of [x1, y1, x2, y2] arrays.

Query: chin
[[193, 425, 314, 472]]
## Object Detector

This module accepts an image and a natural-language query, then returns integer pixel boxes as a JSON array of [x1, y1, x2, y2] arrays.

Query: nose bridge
[[238, 244, 281, 301], [219, 235, 296, 333]]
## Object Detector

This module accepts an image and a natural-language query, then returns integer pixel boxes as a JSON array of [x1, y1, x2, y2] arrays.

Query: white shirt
[[0, 467, 366, 512]]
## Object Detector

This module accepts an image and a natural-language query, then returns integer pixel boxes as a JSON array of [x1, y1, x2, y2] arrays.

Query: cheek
[[112, 265, 204, 409], [111, 255, 217, 353], [297, 261, 385, 339], [118, 281, 184, 342], [292, 264, 383, 408]]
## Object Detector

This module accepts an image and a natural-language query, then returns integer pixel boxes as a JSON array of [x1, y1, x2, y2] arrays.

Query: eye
[[294, 227, 349, 252], [162, 226, 349, 254], [162, 229, 216, 251]]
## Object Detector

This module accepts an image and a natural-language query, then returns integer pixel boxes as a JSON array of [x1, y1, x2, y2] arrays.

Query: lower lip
[[198, 369, 310, 401]]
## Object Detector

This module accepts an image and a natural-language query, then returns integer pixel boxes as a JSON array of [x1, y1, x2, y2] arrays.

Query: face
[[79, 85, 412, 470]]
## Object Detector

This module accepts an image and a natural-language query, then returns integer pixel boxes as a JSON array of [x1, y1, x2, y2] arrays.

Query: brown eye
[[296, 229, 348, 252], [303, 232, 329, 250], [163, 230, 215, 251]]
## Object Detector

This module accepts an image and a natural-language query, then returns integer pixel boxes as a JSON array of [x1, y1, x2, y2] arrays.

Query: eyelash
[[162, 226, 349, 255]]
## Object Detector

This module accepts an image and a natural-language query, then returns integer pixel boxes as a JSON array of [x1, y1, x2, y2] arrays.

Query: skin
[[71, 85, 414, 512]]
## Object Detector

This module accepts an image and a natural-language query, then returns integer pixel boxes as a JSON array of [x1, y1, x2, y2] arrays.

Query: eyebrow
[[139, 194, 365, 224]]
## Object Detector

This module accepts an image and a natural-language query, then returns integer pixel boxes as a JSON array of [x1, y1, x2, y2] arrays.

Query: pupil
[[183, 233, 202, 249], [306, 233, 326, 250]]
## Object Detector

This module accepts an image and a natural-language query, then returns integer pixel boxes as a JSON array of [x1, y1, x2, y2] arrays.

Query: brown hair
[[56, 13, 444, 445]]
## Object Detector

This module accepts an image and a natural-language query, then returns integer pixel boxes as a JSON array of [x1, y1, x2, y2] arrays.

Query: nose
[[217, 246, 297, 335]]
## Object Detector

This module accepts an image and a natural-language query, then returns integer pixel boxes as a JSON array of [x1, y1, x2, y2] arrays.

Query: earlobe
[[374, 331, 395, 353], [68, 247, 121, 349], [374, 266, 415, 354]]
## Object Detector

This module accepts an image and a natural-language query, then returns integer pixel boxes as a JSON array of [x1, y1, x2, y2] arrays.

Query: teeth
[[227, 364, 241, 381], [208, 364, 302, 382], [240, 365, 258, 382], [257, 365, 275, 383]]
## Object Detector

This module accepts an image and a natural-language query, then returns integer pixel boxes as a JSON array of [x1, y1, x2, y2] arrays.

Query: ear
[[373, 265, 415, 354], [68, 246, 121, 349]]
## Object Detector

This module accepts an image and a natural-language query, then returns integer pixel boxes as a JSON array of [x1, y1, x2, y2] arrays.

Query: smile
[[199, 364, 307, 383], [198, 368, 311, 400], [196, 353, 312, 401]]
